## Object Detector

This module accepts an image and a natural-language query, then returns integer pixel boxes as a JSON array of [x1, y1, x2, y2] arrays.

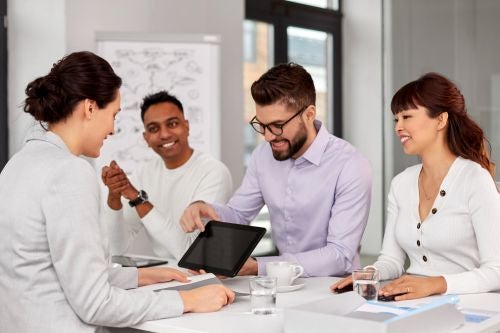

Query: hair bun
[[23, 51, 122, 124], [24, 75, 67, 123]]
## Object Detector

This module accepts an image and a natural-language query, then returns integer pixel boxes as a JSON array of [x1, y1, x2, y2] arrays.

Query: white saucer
[[277, 283, 305, 293]]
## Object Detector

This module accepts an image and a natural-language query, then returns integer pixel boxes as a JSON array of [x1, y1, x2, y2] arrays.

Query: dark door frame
[[246, 0, 343, 137], [0, 0, 7, 169]]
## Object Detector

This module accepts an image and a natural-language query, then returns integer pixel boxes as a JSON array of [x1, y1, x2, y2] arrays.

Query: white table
[[109, 276, 500, 333]]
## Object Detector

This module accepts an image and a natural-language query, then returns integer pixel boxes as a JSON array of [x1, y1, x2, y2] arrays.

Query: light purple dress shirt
[[212, 121, 372, 277]]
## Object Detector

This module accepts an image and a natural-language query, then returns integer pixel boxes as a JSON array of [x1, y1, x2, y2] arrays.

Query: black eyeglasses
[[249, 106, 307, 136]]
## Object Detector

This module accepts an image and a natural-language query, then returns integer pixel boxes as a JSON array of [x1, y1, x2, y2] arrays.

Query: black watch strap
[[128, 190, 148, 207]]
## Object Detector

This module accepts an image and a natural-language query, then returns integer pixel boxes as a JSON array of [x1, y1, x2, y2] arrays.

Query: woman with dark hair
[[331, 72, 500, 300], [0, 51, 233, 333]]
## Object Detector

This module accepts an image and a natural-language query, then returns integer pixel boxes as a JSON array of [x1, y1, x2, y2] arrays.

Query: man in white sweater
[[102, 91, 233, 260]]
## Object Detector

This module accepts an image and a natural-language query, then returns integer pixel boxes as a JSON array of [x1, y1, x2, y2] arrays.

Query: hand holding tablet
[[178, 221, 266, 277]]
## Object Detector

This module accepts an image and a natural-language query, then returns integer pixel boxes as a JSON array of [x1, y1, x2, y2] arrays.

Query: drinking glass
[[249, 276, 277, 315], [352, 268, 380, 301]]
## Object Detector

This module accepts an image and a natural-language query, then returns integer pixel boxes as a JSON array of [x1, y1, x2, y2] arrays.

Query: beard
[[270, 123, 308, 161]]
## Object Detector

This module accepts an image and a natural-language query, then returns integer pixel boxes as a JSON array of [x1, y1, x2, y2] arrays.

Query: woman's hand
[[138, 267, 190, 287], [179, 285, 235, 313], [379, 275, 447, 301], [188, 268, 228, 280]]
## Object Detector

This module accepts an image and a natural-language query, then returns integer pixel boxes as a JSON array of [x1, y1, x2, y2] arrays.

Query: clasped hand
[[101, 160, 138, 206]]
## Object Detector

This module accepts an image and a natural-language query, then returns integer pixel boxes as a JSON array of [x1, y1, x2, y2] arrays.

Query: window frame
[[245, 0, 343, 136]]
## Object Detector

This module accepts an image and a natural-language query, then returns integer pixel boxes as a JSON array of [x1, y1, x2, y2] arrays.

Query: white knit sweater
[[373, 157, 500, 294], [104, 150, 232, 260]]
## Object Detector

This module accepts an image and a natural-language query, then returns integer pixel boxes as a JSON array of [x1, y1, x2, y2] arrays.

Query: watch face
[[129, 190, 148, 207]]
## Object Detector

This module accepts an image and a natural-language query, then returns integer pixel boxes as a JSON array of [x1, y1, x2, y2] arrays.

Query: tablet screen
[[178, 221, 266, 277]]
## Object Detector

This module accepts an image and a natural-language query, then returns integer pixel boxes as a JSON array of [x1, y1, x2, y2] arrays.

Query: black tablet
[[111, 255, 168, 268], [178, 221, 266, 277]]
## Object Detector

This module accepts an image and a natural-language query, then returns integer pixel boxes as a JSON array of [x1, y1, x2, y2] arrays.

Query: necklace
[[419, 172, 437, 201]]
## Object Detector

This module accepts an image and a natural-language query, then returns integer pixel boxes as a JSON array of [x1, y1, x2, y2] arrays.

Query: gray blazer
[[0, 131, 183, 333]]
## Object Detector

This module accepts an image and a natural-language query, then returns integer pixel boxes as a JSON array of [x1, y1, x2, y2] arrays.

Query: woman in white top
[[0, 51, 234, 333], [331, 72, 500, 300]]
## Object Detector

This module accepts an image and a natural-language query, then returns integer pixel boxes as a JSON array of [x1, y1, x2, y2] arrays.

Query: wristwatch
[[128, 190, 149, 207]]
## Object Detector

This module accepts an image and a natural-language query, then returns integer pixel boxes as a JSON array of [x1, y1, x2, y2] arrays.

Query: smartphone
[[377, 292, 407, 302], [332, 284, 354, 294], [112, 255, 168, 268]]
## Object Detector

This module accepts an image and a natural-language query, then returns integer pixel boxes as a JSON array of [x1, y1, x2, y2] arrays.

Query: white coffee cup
[[266, 261, 304, 287]]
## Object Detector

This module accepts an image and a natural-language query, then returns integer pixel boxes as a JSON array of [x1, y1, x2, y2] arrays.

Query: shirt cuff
[[254, 256, 283, 275], [211, 203, 223, 219], [441, 274, 477, 295], [155, 290, 185, 318], [108, 266, 138, 289], [103, 206, 124, 220], [140, 208, 165, 234]]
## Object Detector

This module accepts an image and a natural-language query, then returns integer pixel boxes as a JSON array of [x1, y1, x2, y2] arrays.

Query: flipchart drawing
[[96, 37, 219, 175]]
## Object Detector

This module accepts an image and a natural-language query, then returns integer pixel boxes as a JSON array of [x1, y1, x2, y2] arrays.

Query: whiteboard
[[95, 33, 220, 174]]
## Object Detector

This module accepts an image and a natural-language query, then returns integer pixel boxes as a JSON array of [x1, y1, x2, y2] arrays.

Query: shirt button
[[417, 223, 421, 229], [431, 208, 437, 214], [417, 240, 421, 246], [423, 255, 428, 262], [440, 190, 446, 197]]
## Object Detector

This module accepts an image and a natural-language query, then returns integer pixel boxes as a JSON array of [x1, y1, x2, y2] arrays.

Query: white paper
[[138, 273, 217, 292]]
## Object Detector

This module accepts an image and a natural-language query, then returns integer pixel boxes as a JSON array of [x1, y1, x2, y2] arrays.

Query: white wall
[[390, 0, 500, 177], [7, 0, 66, 156], [8, 0, 245, 184], [343, 0, 384, 255]]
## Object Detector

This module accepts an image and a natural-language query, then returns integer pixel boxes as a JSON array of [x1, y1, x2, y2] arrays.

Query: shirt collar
[[295, 120, 331, 167], [25, 128, 72, 153]]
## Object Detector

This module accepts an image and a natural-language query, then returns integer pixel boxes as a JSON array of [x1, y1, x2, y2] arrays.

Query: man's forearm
[[107, 194, 123, 210], [134, 201, 154, 218]]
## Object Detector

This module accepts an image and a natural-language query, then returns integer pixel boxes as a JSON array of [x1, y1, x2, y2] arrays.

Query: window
[[244, 0, 342, 163], [243, 20, 273, 165], [287, 26, 331, 132], [286, 0, 339, 10]]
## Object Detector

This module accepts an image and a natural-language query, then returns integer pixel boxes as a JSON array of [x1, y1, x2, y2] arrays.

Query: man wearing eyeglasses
[[180, 63, 372, 277]]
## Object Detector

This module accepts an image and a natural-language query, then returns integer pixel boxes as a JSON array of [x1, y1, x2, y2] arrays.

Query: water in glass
[[353, 279, 379, 301], [249, 276, 277, 315], [251, 290, 276, 315]]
